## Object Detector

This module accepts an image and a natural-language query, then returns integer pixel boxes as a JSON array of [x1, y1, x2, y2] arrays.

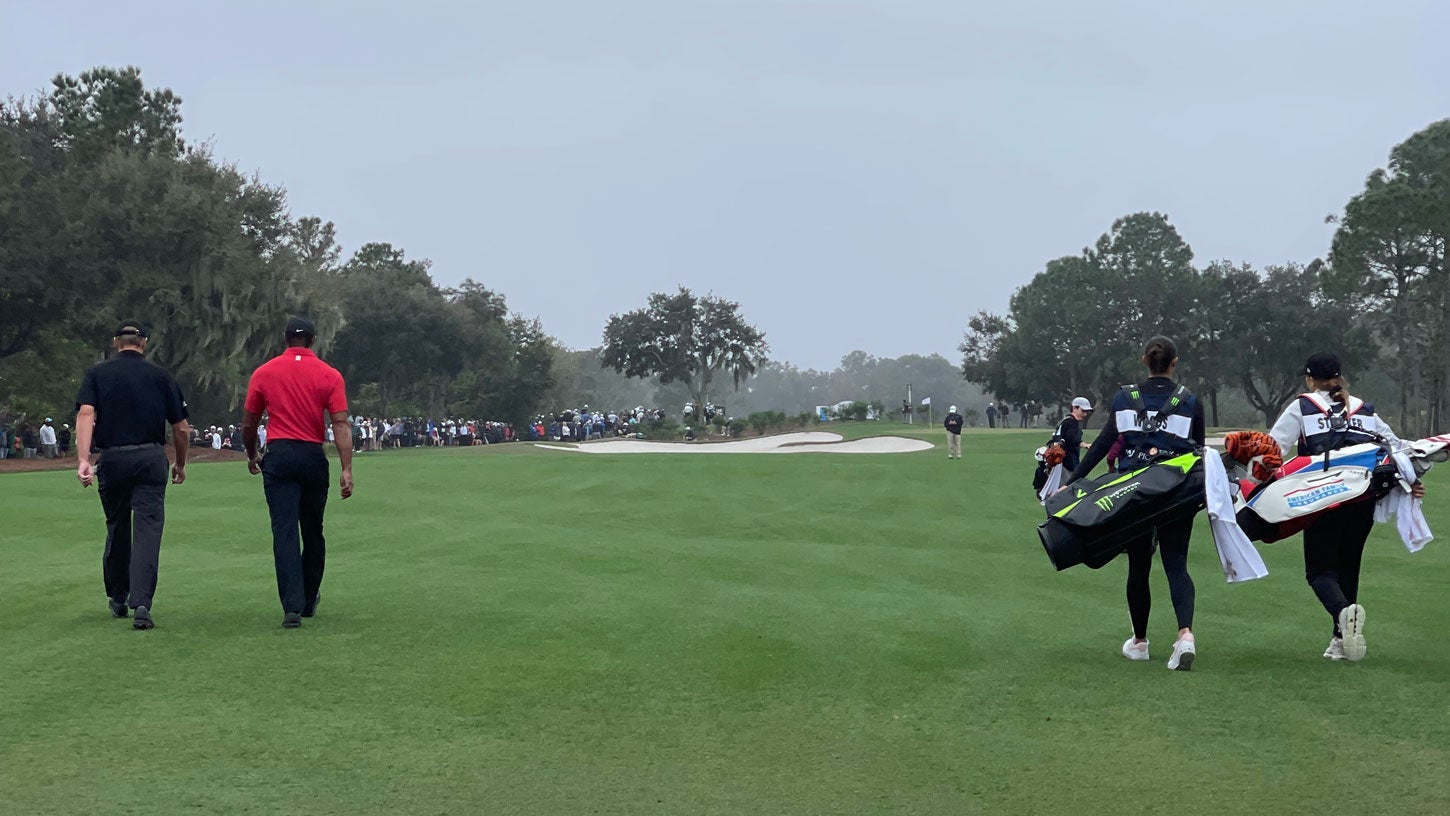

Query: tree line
[[0, 66, 958, 431], [960, 119, 1450, 436], [11, 68, 1442, 435], [1, 67, 555, 424]]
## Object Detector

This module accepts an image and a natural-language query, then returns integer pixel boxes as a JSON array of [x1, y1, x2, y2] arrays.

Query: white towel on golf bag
[[1037, 463, 1064, 504], [1203, 451, 1270, 583], [1375, 449, 1432, 552]]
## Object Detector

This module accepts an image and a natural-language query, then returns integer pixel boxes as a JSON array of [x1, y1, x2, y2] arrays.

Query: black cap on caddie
[[113, 320, 149, 339], [285, 316, 316, 338], [1305, 351, 1341, 380]]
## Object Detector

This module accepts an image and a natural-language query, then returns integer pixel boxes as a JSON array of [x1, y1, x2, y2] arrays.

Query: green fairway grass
[[4, 430, 1449, 815]]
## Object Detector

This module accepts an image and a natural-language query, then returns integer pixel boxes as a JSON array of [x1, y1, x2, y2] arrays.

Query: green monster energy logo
[[1053, 453, 1200, 520]]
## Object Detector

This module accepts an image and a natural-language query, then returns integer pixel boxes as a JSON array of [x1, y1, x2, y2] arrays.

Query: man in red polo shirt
[[242, 317, 353, 629]]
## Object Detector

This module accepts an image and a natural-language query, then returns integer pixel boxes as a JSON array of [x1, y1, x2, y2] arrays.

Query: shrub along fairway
[[4, 427, 1449, 815]]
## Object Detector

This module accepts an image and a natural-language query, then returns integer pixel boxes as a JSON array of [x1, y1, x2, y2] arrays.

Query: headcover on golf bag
[[1406, 435, 1450, 469], [1223, 430, 1282, 483], [1031, 440, 1066, 493], [1038, 451, 1206, 570]]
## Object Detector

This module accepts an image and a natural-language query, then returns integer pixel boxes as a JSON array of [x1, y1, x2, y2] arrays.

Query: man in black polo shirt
[[75, 320, 190, 630], [1054, 396, 1093, 473]]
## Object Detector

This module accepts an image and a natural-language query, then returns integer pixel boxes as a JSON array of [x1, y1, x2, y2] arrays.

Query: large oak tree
[[601, 288, 768, 423]]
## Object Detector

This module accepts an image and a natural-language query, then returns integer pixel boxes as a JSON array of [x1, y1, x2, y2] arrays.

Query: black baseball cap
[[285, 316, 317, 338], [113, 320, 149, 339], [1305, 352, 1341, 379]]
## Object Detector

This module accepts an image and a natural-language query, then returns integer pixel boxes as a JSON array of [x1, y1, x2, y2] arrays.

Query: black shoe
[[132, 606, 154, 630], [282, 612, 302, 629], [302, 593, 320, 618], [109, 598, 129, 618]]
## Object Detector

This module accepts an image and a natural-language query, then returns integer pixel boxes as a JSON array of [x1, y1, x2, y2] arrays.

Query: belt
[[103, 443, 162, 452]]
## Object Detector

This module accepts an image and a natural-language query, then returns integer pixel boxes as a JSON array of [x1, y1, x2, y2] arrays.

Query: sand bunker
[[536, 431, 932, 454]]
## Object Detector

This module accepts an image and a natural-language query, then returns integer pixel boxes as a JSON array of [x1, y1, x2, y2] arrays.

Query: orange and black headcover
[[1224, 431, 1283, 481]]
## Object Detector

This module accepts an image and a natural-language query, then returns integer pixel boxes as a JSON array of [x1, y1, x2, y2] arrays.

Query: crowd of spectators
[[184, 417, 516, 453], [191, 424, 254, 451], [985, 401, 1054, 429], [4, 402, 689, 462], [1, 417, 72, 459], [529, 405, 673, 441], [348, 417, 515, 450], [344, 407, 698, 448]]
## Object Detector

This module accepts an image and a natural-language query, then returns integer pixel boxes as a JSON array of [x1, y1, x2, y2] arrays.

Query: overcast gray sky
[[4, 1, 1447, 370]]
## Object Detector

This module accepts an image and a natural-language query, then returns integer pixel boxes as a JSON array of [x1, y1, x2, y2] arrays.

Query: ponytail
[[1143, 336, 1177, 375]]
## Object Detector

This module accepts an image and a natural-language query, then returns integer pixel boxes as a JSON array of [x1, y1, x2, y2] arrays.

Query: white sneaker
[[1339, 604, 1367, 662], [1122, 637, 1150, 661], [1323, 637, 1346, 660], [1167, 636, 1196, 671]]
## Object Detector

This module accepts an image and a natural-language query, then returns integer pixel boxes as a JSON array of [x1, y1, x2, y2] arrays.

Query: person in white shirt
[[39, 418, 58, 458], [1266, 351, 1427, 663]]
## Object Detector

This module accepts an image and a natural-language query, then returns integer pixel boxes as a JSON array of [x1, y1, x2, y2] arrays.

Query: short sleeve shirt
[[243, 347, 348, 443], [75, 350, 189, 449]]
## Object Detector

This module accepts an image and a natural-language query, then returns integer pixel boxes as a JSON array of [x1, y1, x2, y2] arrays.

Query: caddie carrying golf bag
[[1037, 381, 1206, 570]]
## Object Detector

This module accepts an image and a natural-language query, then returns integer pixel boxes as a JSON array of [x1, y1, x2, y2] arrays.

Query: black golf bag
[[1038, 451, 1206, 570]]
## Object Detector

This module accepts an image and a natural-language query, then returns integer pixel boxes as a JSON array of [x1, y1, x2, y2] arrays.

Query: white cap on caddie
[[1072, 397, 1093, 411]]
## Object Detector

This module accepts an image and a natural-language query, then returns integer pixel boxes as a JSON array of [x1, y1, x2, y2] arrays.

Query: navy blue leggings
[[1125, 514, 1196, 639]]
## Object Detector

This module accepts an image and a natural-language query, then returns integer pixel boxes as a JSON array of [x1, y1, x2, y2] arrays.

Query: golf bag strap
[[1158, 385, 1191, 424], [1121, 385, 1148, 422], [1051, 419, 1068, 446], [1302, 391, 1366, 419], [1300, 392, 1332, 414], [1299, 392, 1364, 467], [1121, 383, 1190, 429]]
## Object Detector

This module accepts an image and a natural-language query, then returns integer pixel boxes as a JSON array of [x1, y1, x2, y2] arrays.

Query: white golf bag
[[1230, 435, 1449, 543]]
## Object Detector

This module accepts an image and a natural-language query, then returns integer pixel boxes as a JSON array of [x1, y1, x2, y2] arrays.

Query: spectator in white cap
[[943, 404, 965, 459], [40, 418, 59, 458]]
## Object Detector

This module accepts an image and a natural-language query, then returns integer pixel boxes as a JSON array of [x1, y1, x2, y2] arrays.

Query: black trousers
[[261, 440, 330, 614], [1303, 500, 1376, 636], [1125, 514, 1196, 639], [97, 446, 169, 609]]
